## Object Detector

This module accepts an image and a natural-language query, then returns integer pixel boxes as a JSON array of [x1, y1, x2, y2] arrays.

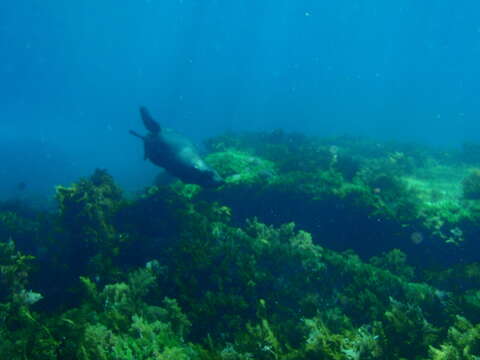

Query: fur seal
[[130, 106, 224, 188]]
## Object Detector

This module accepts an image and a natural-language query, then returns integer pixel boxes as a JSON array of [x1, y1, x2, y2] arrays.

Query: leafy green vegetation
[[1, 132, 480, 359]]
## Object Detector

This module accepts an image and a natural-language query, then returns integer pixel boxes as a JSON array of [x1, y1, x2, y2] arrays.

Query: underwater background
[[2, 1, 480, 197], [2, 1, 480, 359]]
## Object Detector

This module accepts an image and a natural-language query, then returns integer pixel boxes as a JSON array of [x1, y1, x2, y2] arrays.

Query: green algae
[[0, 133, 480, 359]]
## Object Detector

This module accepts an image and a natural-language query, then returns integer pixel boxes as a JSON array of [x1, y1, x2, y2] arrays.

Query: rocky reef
[[1, 132, 480, 359]]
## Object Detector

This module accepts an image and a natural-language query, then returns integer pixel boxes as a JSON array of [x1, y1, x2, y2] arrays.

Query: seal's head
[[191, 161, 225, 188], [199, 168, 225, 188]]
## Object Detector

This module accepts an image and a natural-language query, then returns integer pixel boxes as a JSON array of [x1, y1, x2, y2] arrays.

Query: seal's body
[[130, 107, 224, 188]]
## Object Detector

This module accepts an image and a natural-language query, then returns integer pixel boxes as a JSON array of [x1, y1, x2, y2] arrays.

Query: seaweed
[[1, 132, 480, 358]]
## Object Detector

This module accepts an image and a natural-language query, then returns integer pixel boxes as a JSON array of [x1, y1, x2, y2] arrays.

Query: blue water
[[1, 0, 480, 198]]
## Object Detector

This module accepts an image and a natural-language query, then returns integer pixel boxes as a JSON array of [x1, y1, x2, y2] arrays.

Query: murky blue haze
[[1, 0, 480, 200]]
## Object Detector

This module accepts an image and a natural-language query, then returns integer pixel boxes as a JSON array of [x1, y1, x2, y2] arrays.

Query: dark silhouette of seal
[[130, 106, 224, 188]]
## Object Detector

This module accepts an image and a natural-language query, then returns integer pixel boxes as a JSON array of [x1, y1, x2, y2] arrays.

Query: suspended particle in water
[[410, 232, 423, 245]]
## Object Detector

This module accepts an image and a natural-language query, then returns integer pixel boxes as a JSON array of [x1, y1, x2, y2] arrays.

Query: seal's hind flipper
[[129, 130, 145, 139], [140, 106, 161, 134], [129, 130, 149, 160]]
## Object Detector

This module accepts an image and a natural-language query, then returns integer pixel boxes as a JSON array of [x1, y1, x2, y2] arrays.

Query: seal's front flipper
[[140, 106, 161, 134]]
